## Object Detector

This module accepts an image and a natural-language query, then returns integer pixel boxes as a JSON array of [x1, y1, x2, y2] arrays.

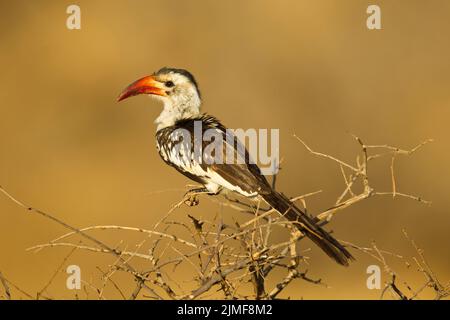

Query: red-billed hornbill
[[118, 67, 354, 266]]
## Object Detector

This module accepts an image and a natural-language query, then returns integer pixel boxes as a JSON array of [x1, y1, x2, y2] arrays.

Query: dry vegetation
[[1, 135, 448, 300]]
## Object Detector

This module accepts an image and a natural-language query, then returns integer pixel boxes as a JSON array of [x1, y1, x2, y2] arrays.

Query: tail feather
[[262, 191, 354, 266]]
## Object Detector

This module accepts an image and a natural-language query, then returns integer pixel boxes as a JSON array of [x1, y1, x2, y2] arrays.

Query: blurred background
[[0, 0, 449, 299]]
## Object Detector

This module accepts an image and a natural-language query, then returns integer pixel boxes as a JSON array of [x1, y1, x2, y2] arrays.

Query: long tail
[[262, 191, 354, 266]]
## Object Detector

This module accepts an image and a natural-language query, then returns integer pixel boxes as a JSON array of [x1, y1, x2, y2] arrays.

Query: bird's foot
[[184, 194, 200, 207], [183, 187, 209, 207]]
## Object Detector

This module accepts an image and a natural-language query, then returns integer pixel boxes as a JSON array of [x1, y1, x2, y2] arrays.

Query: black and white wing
[[155, 114, 272, 197]]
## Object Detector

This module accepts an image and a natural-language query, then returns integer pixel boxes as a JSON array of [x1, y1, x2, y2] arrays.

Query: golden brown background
[[0, 0, 449, 299]]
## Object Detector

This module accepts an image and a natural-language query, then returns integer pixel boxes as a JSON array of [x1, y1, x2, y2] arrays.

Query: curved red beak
[[117, 75, 167, 102]]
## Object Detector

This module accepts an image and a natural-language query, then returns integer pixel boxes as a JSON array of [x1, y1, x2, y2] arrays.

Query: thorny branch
[[0, 136, 445, 300], [344, 230, 449, 300], [292, 134, 432, 222]]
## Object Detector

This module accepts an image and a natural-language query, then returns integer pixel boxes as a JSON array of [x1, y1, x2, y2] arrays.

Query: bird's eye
[[165, 81, 175, 88]]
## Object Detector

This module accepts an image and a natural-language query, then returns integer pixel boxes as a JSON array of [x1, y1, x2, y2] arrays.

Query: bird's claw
[[183, 193, 200, 207]]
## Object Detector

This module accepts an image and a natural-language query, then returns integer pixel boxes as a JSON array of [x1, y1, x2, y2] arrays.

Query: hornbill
[[118, 67, 354, 266]]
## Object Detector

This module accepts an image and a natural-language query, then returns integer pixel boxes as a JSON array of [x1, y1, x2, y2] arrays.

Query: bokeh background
[[0, 0, 449, 299]]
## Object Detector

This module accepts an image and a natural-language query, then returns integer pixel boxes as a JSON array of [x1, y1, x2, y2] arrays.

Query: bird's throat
[[155, 100, 201, 131]]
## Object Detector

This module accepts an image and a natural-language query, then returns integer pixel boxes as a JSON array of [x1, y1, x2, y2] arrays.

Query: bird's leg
[[183, 187, 210, 207]]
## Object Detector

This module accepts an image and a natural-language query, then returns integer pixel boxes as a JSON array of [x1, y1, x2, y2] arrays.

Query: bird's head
[[117, 67, 202, 129], [117, 67, 201, 107]]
